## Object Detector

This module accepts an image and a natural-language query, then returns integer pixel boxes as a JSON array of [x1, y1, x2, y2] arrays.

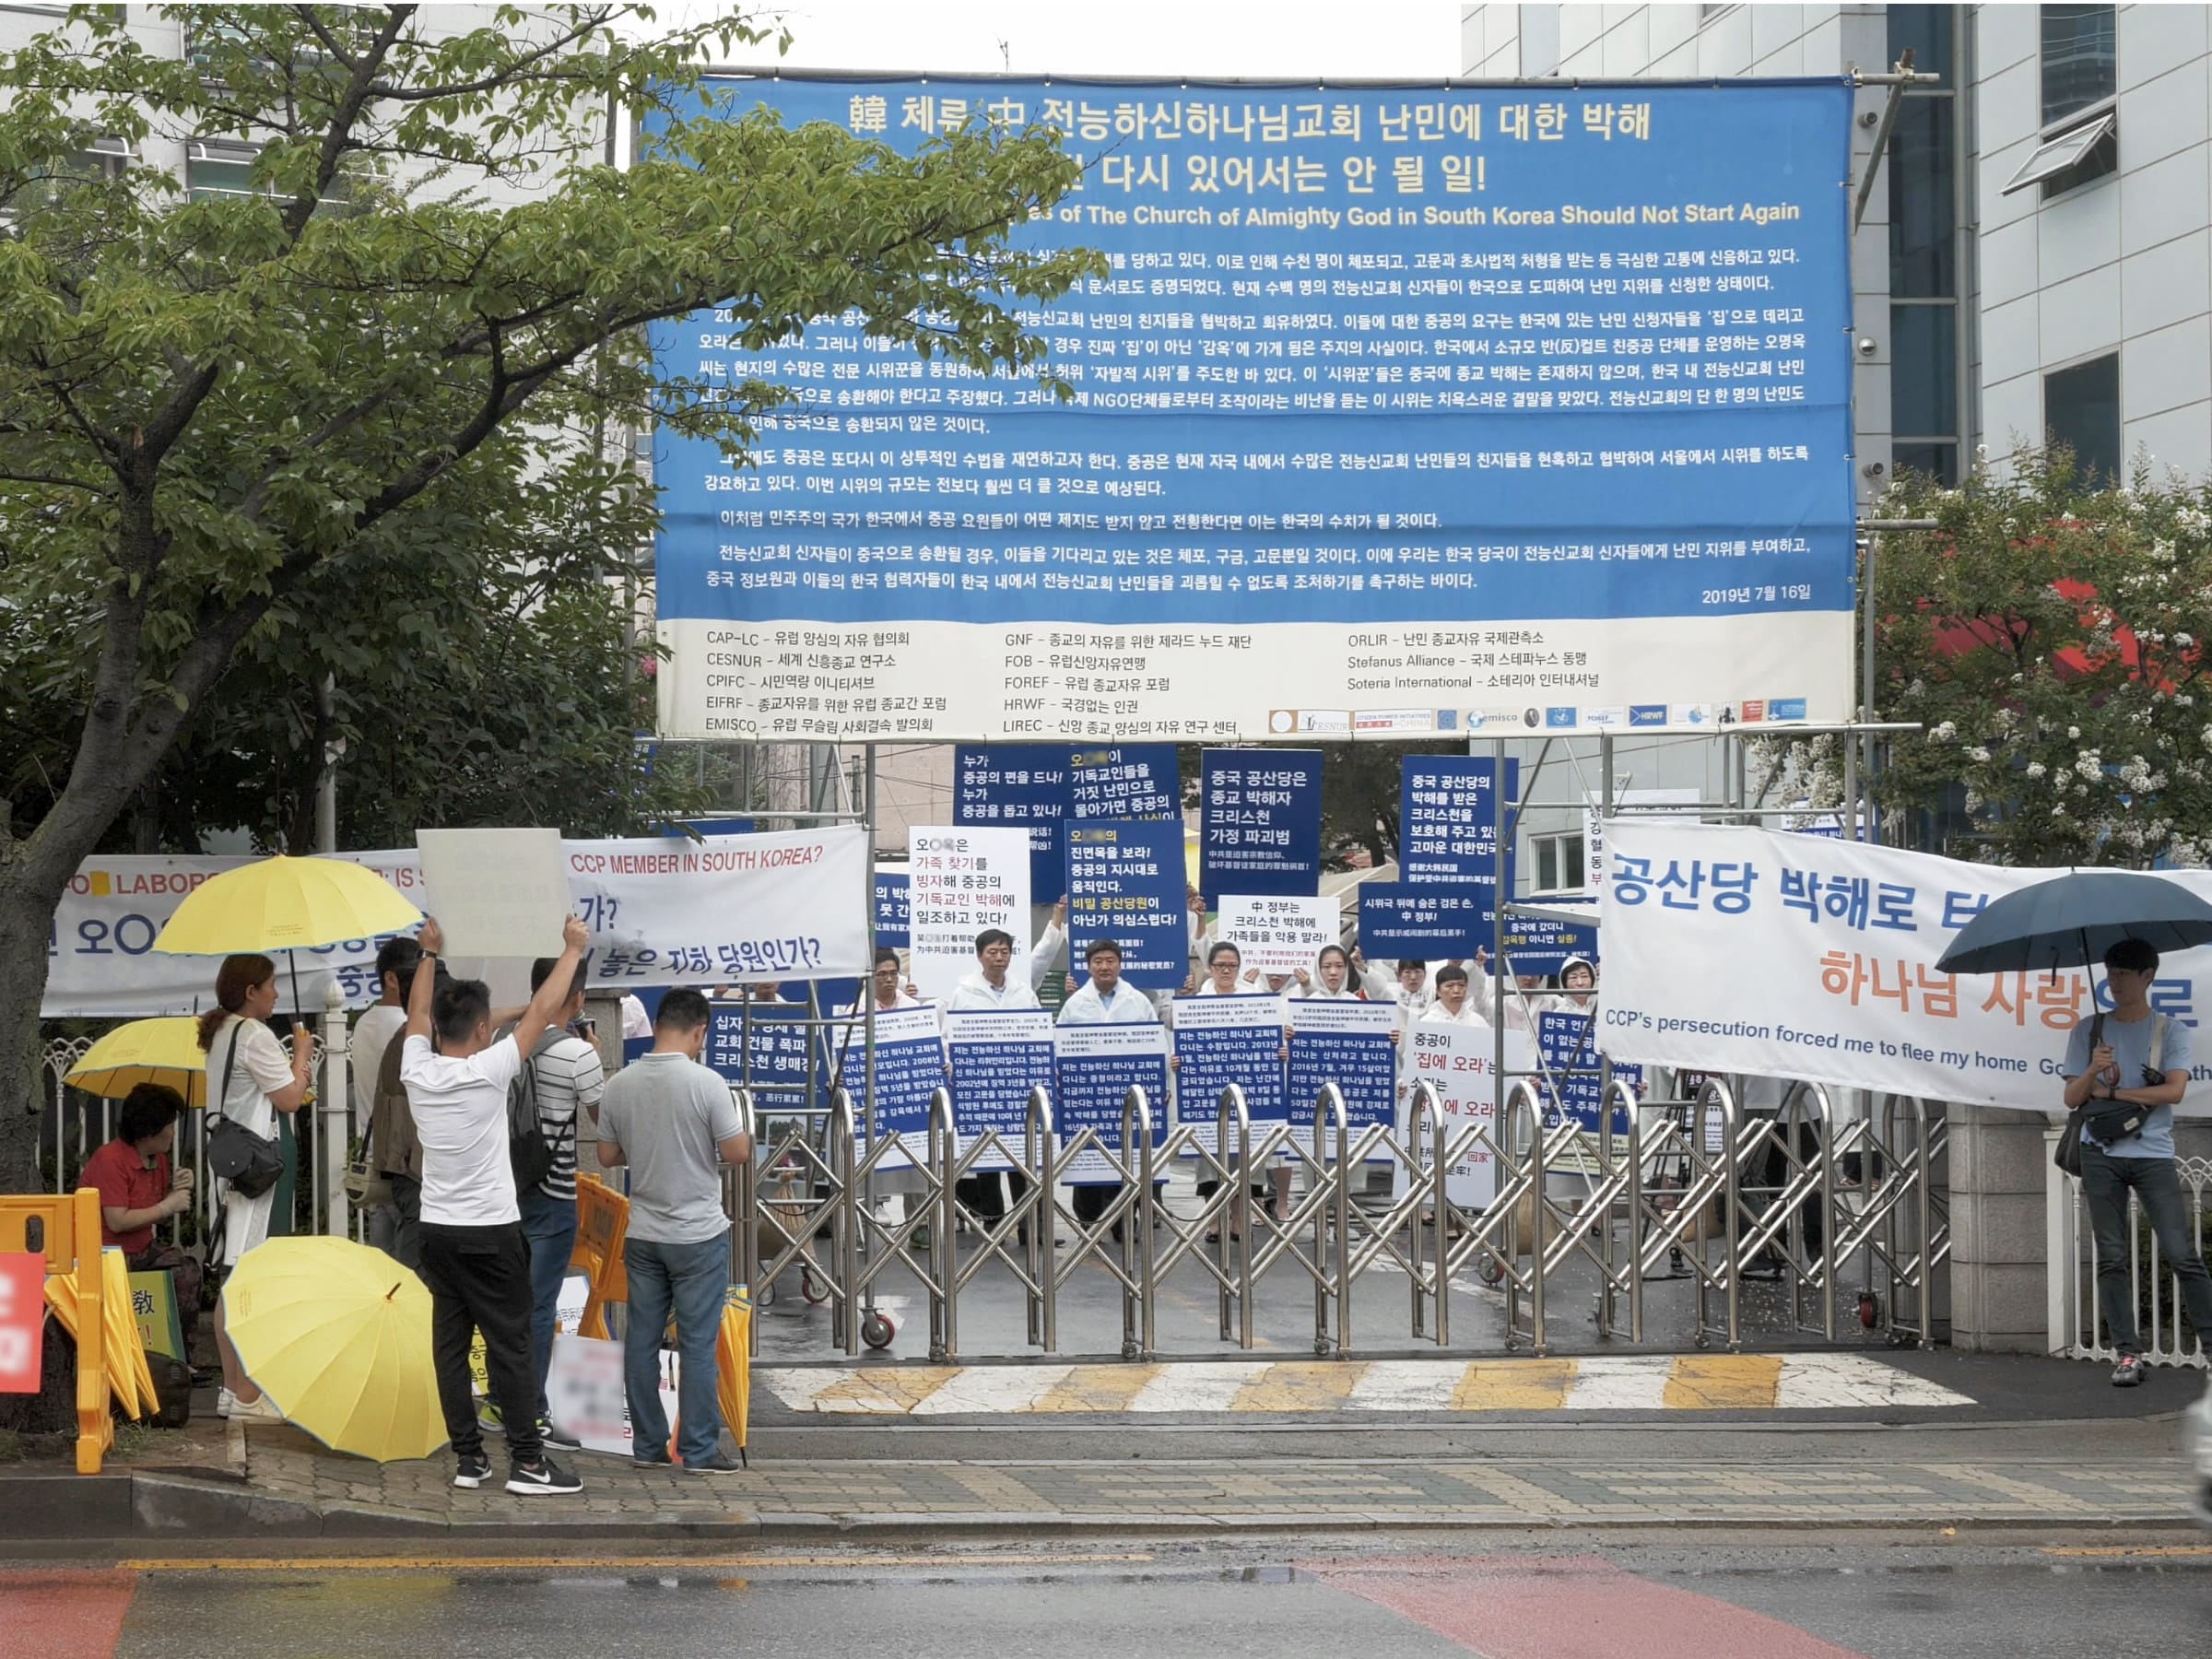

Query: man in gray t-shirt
[[596, 989, 750, 1471], [2061, 936, 2211, 1387]]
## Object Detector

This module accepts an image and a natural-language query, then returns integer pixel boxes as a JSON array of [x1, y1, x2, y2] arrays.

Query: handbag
[[2057, 1013, 2168, 1174], [343, 1077, 394, 1207], [206, 1021, 285, 1200]]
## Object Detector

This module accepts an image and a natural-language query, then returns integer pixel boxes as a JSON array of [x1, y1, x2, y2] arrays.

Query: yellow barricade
[[0, 1189, 109, 1474], [571, 1175, 629, 1341]]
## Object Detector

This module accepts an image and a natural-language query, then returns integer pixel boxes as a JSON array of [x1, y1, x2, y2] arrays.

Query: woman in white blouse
[[197, 953, 312, 1420]]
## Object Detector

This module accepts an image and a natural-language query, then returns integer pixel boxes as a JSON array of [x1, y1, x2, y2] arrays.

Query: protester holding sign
[[1467, 947, 1559, 1031], [949, 927, 1045, 1226], [2062, 938, 2212, 1388], [1421, 964, 1489, 1028], [1057, 938, 1169, 1230], [404, 914, 590, 1498], [845, 947, 922, 1013], [595, 988, 749, 1474]]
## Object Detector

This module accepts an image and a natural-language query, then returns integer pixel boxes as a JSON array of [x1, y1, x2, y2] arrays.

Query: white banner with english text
[[1597, 821, 2212, 1115]]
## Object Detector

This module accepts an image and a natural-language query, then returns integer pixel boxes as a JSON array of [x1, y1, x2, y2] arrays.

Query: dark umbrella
[[1935, 870, 2212, 978]]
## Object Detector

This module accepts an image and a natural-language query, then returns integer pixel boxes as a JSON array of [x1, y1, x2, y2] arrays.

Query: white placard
[[1584, 788, 1699, 891], [906, 826, 1033, 1000], [1598, 819, 2212, 1115], [1393, 1018, 1532, 1208], [1218, 893, 1340, 976], [545, 1333, 683, 1458], [569, 825, 871, 986], [417, 828, 569, 958]]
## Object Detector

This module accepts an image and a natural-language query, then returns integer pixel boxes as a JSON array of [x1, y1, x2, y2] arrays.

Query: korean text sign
[[1535, 1008, 1638, 1134], [1394, 1019, 1531, 1207], [954, 745, 1071, 894], [1201, 749, 1323, 898], [1068, 745, 1181, 822], [1054, 1022, 1171, 1182], [1171, 993, 1289, 1153], [1597, 821, 2211, 1115], [906, 827, 1033, 1000], [1067, 820, 1190, 989], [874, 871, 912, 949], [651, 80, 1857, 743], [846, 1006, 948, 1171], [946, 1008, 1055, 1172], [1399, 756, 1519, 885], [1357, 880, 1493, 959], [1218, 893, 1340, 976], [1288, 998, 1397, 1148]]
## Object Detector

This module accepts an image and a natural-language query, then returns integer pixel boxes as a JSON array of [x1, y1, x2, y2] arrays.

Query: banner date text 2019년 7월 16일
[[651, 77, 1855, 743]]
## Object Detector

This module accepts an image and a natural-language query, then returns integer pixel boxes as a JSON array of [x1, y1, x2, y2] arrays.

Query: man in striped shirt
[[517, 956, 606, 1450]]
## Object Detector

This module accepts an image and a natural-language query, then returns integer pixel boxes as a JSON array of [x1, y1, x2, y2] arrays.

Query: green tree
[[0, 3, 1099, 1189], [1823, 452, 2212, 866]]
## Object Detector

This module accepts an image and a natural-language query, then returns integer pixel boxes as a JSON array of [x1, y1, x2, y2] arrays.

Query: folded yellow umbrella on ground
[[222, 1235, 446, 1463], [66, 1018, 209, 1109], [716, 1285, 752, 1463]]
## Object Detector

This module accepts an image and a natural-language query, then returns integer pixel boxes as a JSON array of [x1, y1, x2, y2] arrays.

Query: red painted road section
[[0, 1571, 136, 1659], [1302, 1555, 1870, 1659]]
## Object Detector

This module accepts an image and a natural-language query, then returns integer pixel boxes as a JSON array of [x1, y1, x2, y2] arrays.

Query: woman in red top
[[81, 1082, 202, 1325]]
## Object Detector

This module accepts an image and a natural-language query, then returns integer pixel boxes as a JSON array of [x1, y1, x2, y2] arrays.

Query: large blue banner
[[954, 745, 1070, 894], [652, 79, 1857, 744], [873, 870, 911, 949], [1358, 880, 1494, 959], [1200, 747, 1324, 899], [1067, 819, 1190, 990]]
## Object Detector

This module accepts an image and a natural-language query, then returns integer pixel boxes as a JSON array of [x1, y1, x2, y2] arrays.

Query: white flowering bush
[[1834, 454, 2212, 865]]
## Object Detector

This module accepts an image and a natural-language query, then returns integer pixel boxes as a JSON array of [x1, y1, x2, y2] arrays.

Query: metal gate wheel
[[861, 1311, 898, 1348]]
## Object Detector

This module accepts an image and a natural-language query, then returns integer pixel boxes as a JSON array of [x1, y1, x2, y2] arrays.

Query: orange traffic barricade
[[571, 1174, 630, 1340], [0, 1189, 109, 1474]]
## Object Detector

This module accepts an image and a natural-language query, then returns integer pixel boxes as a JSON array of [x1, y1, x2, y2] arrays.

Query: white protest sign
[[555, 1272, 590, 1336], [1218, 893, 1340, 976], [570, 825, 870, 986], [1393, 1017, 1531, 1207], [545, 1333, 680, 1458], [1598, 820, 2212, 1116], [417, 828, 569, 958], [906, 827, 1032, 1000]]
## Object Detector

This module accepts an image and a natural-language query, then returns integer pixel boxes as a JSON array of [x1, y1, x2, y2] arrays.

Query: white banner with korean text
[[1597, 821, 2211, 1115], [43, 828, 870, 1018]]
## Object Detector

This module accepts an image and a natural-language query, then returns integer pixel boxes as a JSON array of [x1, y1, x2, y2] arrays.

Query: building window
[[1888, 97, 1955, 297], [2002, 111, 2117, 198], [2045, 354, 2121, 484], [1884, 4, 1956, 81], [1886, 6, 1962, 490], [185, 138, 264, 201], [2041, 4, 2116, 125], [1531, 832, 1585, 895]]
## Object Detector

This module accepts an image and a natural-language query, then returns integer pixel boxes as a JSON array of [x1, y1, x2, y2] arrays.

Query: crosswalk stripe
[[1452, 1358, 1575, 1410], [1665, 1354, 1783, 1409], [757, 1352, 1977, 1414], [1230, 1360, 1371, 1412], [1032, 1363, 1166, 1412]]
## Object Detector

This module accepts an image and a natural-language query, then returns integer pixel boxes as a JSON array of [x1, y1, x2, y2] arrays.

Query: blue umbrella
[[1935, 870, 2212, 976]]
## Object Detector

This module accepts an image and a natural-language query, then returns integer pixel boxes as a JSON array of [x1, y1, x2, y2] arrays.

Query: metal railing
[[2052, 1149, 2210, 1371]]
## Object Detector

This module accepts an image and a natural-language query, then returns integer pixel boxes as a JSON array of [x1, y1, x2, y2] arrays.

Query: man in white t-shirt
[[401, 913, 589, 1500]]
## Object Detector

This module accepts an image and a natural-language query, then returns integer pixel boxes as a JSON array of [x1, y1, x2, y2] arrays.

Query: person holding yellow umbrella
[[198, 954, 312, 1422]]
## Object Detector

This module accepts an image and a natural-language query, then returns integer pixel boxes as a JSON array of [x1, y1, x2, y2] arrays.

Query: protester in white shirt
[[1420, 963, 1492, 1026], [948, 926, 1042, 1227], [1298, 945, 1371, 1002], [1021, 896, 1080, 992], [843, 947, 923, 1015], [1058, 937, 1167, 1234], [400, 913, 590, 1500], [1171, 939, 1288, 1238], [1385, 958, 1433, 1022], [1465, 947, 1559, 1030]]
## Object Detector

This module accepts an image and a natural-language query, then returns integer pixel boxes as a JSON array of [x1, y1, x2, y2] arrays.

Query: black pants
[[418, 1221, 543, 1466], [955, 1171, 1030, 1222]]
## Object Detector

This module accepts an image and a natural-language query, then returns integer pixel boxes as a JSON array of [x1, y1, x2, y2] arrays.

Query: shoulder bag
[[206, 1019, 286, 1200]]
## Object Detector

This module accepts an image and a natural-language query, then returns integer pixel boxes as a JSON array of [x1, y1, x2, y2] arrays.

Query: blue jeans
[[516, 1186, 578, 1419], [621, 1234, 729, 1466]]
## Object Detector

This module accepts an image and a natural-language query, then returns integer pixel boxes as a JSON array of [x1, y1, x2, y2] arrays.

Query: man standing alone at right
[[596, 988, 751, 1473], [2063, 937, 2212, 1385]]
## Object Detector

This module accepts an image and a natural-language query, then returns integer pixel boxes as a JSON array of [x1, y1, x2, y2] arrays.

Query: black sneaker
[[685, 1451, 745, 1476], [538, 1416, 582, 1451], [506, 1456, 584, 1496], [633, 1448, 673, 1467], [453, 1452, 493, 1489]]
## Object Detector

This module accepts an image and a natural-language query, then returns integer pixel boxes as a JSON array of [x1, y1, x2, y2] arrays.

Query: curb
[[11, 1470, 2196, 1544]]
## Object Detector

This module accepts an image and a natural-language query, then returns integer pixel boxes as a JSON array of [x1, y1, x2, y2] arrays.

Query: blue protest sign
[[1357, 881, 1495, 959], [1068, 745, 1180, 822], [1200, 748, 1324, 900], [831, 1006, 945, 1168], [874, 871, 911, 949], [1500, 910, 1597, 976], [1054, 1023, 1171, 1182], [1067, 819, 1189, 991], [1287, 998, 1397, 1147], [954, 745, 1070, 895], [652, 80, 1856, 745], [1535, 1008, 1638, 1135], [1171, 994, 1288, 1152], [944, 1008, 1054, 1173], [1399, 757, 1520, 886], [703, 1003, 818, 1105]]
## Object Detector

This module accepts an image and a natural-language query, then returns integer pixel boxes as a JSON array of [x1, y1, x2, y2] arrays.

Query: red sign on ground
[[0, 1252, 44, 1393]]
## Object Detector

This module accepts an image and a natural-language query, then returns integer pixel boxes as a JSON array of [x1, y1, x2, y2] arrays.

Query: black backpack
[[507, 1029, 561, 1193]]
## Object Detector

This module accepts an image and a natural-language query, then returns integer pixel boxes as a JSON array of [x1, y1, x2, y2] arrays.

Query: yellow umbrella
[[65, 1017, 210, 1109], [715, 1284, 753, 1465], [153, 855, 421, 954], [222, 1235, 447, 1462], [153, 854, 422, 1011]]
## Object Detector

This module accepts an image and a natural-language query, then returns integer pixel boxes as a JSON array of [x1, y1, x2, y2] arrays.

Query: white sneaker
[[228, 1391, 284, 1423], [216, 1386, 235, 1418]]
